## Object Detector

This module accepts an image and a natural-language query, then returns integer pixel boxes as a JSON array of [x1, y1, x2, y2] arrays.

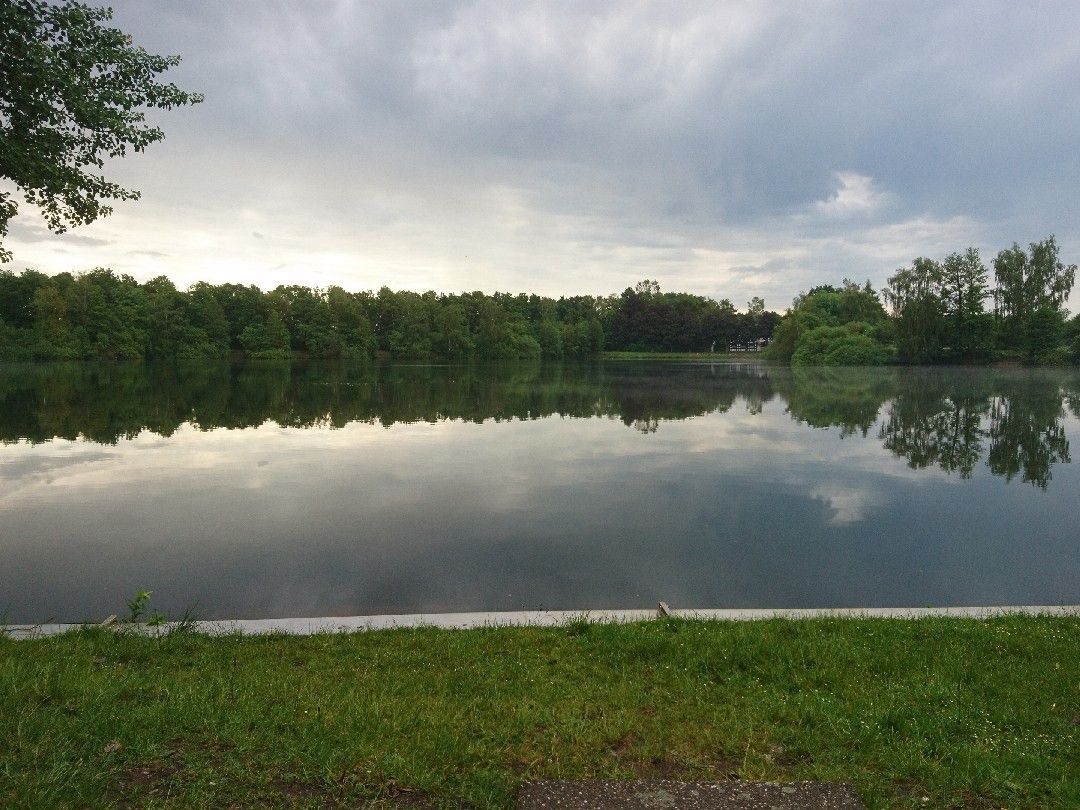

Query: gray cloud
[[7, 218, 112, 247], [7, 1, 1078, 309]]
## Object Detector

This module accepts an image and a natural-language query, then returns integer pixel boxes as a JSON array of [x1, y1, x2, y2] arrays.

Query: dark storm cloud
[[12, 1, 1079, 306]]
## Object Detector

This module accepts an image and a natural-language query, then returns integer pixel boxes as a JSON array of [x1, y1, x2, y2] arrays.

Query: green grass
[[2, 617, 1077, 808], [600, 350, 753, 360]]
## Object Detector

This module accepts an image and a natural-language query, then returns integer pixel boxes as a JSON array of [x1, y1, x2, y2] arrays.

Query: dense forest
[[2, 362, 1075, 489], [765, 236, 1079, 366], [0, 271, 776, 362], [2, 235, 1077, 366]]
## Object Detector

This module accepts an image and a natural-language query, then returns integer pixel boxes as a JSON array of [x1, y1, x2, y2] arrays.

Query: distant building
[[728, 337, 770, 352]]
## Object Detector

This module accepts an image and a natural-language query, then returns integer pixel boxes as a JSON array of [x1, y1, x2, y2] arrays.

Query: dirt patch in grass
[[385, 788, 441, 808], [764, 743, 812, 770], [270, 778, 329, 800], [110, 737, 239, 806], [609, 731, 640, 756], [606, 732, 684, 779], [707, 755, 742, 780], [637, 754, 685, 780], [890, 777, 931, 807], [953, 787, 1018, 809], [607, 732, 743, 782], [113, 758, 182, 806]]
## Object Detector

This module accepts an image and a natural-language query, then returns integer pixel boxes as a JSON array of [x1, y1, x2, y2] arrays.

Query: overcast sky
[[5, 0, 1080, 309]]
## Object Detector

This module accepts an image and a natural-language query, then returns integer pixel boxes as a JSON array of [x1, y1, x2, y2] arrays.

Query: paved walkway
[[6, 604, 1078, 639], [517, 780, 866, 809]]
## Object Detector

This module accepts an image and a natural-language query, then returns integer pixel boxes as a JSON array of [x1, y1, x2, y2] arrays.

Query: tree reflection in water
[[0, 360, 1076, 489]]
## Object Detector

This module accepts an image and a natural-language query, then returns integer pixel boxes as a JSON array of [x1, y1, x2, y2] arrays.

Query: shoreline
[[7, 603, 1078, 639], [599, 350, 758, 360]]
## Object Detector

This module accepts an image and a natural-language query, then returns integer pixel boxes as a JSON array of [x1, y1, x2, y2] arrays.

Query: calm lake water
[[2, 361, 1078, 623]]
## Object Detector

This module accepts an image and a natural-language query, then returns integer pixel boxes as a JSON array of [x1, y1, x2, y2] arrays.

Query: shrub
[[790, 323, 891, 366]]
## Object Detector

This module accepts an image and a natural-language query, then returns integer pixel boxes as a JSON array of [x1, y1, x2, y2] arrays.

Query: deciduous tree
[[0, 0, 202, 260]]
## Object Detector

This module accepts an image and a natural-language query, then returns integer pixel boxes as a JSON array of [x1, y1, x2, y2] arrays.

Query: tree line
[[3, 235, 1076, 366], [0, 270, 777, 362], [765, 236, 1079, 366]]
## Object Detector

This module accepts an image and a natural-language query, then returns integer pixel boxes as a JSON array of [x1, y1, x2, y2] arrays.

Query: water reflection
[[870, 369, 1075, 489], [2, 360, 1077, 488], [2, 361, 1078, 622]]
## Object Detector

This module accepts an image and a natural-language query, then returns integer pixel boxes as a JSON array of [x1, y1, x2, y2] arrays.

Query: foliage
[[762, 236, 1079, 368], [883, 257, 944, 363], [1023, 307, 1067, 366], [607, 280, 778, 353], [993, 237, 1075, 325], [1067, 313, 1080, 364], [939, 248, 992, 362], [884, 250, 993, 363], [123, 590, 164, 627], [765, 280, 892, 365], [238, 310, 290, 359], [0, 271, 778, 361], [877, 236, 1077, 367], [3, 234, 1075, 367], [0, 0, 202, 261], [790, 323, 891, 367], [992, 237, 1077, 363]]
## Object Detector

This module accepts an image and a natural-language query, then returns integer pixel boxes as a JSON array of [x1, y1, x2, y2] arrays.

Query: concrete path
[[6, 605, 1077, 639], [517, 780, 866, 809]]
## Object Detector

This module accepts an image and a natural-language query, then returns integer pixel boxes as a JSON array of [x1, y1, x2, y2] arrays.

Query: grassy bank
[[2, 617, 1077, 808], [601, 350, 753, 360]]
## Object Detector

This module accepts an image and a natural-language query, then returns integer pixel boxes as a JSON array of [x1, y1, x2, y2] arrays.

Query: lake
[[1, 360, 1078, 623]]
